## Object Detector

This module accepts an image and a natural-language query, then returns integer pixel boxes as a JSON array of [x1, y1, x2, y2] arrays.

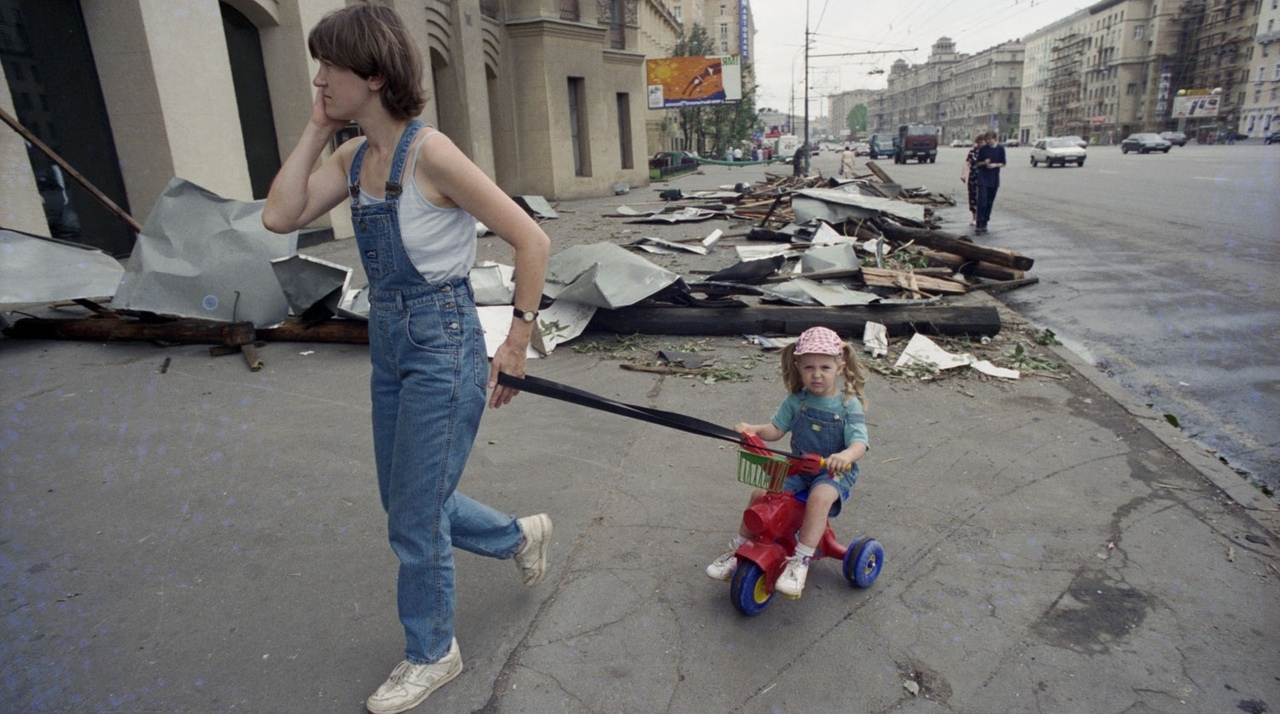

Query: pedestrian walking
[[961, 132, 984, 226], [260, 6, 553, 713], [973, 131, 1006, 235]]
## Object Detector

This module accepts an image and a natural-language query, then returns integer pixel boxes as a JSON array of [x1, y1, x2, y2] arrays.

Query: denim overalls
[[349, 121, 522, 665], [781, 392, 860, 517]]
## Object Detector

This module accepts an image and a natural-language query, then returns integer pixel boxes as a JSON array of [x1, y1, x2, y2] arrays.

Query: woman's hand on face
[[310, 88, 347, 136]]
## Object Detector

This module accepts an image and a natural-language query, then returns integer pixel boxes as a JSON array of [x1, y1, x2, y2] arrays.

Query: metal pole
[[803, 0, 810, 174]]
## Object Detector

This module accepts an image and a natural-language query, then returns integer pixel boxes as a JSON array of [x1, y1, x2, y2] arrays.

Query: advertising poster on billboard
[[646, 55, 742, 109], [1171, 92, 1221, 118]]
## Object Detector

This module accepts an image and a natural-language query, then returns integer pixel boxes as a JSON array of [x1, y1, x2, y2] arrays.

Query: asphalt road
[[846, 143, 1279, 496]]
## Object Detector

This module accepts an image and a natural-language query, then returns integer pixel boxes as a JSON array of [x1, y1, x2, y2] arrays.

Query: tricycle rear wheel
[[843, 538, 885, 588]]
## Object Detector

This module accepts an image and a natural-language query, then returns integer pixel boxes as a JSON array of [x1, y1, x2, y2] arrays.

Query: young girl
[[706, 326, 869, 598], [262, 6, 551, 713]]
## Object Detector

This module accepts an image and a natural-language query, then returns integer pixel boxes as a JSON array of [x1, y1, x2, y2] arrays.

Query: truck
[[867, 133, 896, 160], [894, 124, 939, 164]]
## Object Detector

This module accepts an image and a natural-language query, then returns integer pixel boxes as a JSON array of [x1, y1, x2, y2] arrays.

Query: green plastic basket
[[737, 449, 789, 492]]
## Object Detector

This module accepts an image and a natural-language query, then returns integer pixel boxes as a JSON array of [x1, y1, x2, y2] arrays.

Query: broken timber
[[3, 315, 370, 345], [875, 222, 1034, 271], [588, 304, 1000, 338]]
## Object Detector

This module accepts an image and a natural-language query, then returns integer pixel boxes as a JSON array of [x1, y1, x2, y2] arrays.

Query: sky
[[749, 0, 1092, 115]]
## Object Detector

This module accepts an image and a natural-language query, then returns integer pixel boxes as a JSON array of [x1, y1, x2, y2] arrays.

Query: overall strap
[[346, 120, 426, 205], [385, 120, 425, 199]]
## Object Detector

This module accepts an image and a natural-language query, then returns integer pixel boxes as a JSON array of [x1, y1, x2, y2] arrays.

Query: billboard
[[1171, 91, 1221, 118], [646, 55, 742, 109]]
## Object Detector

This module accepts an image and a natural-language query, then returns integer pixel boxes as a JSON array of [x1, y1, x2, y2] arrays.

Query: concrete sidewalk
[[3, 156, 1277, 712]]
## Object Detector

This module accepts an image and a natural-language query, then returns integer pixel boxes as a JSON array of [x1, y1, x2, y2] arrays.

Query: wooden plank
[[861, 266, 968, 294], [588, 304, 1001, 337]]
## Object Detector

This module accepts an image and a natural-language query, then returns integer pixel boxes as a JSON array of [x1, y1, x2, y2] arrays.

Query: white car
[[949, 139, 968, 147], [1030, 138, 1087, 167]]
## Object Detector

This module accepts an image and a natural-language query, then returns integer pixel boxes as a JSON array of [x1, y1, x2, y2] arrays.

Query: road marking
[[1193, 176, 1229, 181]]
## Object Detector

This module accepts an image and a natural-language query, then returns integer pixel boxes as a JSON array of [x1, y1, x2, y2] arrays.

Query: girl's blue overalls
[[781, 393, 859, 517], [349, 121, 522, 665]]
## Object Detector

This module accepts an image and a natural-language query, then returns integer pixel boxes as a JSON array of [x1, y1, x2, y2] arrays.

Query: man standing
[[974, 131, 1006, 235]]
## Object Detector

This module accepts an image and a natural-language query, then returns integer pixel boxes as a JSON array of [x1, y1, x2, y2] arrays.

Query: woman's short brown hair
[[307, 5, 426, 120]]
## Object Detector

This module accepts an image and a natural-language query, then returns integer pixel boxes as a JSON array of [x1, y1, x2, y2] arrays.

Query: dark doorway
[[0, 0, 133, 255], [220, 2, 280, 200]]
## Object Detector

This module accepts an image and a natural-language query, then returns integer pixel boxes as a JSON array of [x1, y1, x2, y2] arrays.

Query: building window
[[1127, 82, 1137, 95], [720, 3, 726, 15], [1275, 63, 1280, 80], [1262, 67, 1269, 82], [673, 5, 681, 20], [568, 77, 591, 177], [1134, 25, 1143, 39], [720, 23, 728, 37], [616, 93, 633, 169]]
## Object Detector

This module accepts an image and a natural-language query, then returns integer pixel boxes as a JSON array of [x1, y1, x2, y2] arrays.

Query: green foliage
[[847, 104, 868, 134]]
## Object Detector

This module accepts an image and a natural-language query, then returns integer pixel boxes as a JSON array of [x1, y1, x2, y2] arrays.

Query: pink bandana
[[794, 326, 844, 355]]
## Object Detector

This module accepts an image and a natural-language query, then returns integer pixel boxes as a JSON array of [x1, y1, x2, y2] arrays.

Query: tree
[[846, 104, 868, 137]]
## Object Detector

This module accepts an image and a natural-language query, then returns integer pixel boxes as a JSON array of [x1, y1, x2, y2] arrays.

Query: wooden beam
[[588, 304, 1001, 337], [876, 221, 1034, 271]]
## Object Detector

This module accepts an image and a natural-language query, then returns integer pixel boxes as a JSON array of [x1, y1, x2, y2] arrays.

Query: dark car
[[1159, 131, 1188, 146], [1267, 132, 1279, 145], [1120, 133, 1172, 154]]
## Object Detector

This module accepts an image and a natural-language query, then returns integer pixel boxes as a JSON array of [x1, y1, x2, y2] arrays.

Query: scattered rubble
[[4, 159, 1055, 381]]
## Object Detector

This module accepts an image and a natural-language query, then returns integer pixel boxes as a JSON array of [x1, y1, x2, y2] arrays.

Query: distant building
[[876, 37, 1024, 144], [828, 89, 882, 138]]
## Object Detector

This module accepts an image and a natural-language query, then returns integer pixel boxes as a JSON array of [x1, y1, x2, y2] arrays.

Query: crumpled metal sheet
[[269, 253, 351, 321], [543, 243, 679, 309], [791, 188, 927, 225], [0, 229, 125, 304], [113, 178, 297, 327]]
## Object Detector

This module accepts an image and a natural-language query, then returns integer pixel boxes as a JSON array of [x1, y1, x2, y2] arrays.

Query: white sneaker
[[515, 514, 552, 587], [706, 549, 739, 581], [365, 638, 463, 714], [775, 554, 811, 598]]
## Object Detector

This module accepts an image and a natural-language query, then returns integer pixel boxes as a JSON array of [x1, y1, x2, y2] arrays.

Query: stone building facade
[[1021, 0, 1263, 144], [1240, 0, 1280, 138], [0, 0, 694, 253], [875, 37, 1024, 145]]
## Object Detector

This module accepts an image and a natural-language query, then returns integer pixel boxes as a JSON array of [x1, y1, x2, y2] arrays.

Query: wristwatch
[[514, 307, 539, 323]]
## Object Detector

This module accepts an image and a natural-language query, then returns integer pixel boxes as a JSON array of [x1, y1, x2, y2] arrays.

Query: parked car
[[1159, 131, 1188, 146], [1003, 138, 1021, 147], [949, 139, 968, 148], [1030, 138, 1087, 167], [1120, 133, 1172, 153], [853, 142, 871, 156], [1267, 132, 1278, 145], [1059, 135, 1088, 148]]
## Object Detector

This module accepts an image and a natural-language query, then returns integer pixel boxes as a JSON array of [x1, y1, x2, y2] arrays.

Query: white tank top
[[359, 129, 476, 284]]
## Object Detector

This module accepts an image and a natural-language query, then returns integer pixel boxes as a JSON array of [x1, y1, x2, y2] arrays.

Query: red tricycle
[[725, 434, 885, 616]]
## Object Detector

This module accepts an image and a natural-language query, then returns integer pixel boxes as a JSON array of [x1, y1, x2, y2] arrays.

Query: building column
[[82, 0, 252, 225]]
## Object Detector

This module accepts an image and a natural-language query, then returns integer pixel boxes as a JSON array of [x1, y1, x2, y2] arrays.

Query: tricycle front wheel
[[843, 538, 885, 588], [730, 561, 774, 616]]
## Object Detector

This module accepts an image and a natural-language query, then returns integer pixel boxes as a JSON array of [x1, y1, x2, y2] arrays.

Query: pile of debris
[[3, 159, 1040, 377]]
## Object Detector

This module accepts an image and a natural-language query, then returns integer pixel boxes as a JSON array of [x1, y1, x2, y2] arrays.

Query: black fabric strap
[[497, 372, 799, 458]]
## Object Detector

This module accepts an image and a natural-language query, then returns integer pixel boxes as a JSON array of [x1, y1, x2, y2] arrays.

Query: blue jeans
[[976, 184, 998, 228], [368, 279, 523, 664]]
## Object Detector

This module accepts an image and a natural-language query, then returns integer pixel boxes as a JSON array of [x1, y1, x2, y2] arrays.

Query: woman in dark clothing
[[961, 132, 985, 225]]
